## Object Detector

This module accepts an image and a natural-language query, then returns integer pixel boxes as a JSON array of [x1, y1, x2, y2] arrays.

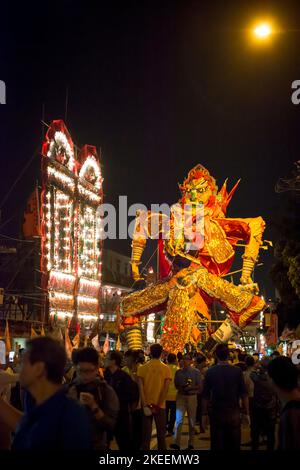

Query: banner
[[23, 187, 40, 238], [265, 313, 278, 346]]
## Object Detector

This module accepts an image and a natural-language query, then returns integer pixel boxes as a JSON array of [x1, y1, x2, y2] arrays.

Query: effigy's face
[[184, 177, 213, 205]]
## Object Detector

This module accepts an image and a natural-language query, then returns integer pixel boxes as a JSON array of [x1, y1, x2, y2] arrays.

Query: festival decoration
[[115, 335, 121, 351], [30, 326, 38, 337], [4, 320, 11, 353], [65, 327, 73, 359], [41, 120, 103, 324], [91, 334, 100, 351], [103, 333, 110, 354], [119, 164, 268, 353], [72, 332, 80, 349]]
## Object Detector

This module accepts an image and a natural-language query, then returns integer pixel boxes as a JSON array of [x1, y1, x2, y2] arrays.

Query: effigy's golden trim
[[206, 220, 235, 264], [160, 286, 195, 354]]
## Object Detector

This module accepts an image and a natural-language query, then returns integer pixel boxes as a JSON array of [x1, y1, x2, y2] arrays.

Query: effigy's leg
[[160, 286, 195, 354], [120, 281, 170, 317], [119, 281, 170, 350], [192, 267, 265, 353]]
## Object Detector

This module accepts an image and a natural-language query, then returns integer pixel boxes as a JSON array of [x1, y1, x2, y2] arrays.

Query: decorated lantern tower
[[40, 120, 103, 326]]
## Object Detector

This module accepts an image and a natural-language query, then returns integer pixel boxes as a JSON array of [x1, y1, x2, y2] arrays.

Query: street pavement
[[111, 415, 275, 450]]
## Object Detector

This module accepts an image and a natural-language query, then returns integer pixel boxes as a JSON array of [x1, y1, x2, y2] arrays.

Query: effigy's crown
[[178, 164, 217, 195]]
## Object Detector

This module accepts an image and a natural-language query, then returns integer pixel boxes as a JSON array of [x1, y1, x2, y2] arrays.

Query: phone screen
[[9, 351, 15, 362]]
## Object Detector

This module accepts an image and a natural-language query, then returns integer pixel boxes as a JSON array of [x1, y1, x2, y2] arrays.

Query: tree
[[270, 194, 300, 333]]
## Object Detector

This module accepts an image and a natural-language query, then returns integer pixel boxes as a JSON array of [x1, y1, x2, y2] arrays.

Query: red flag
[[65, 328, 73, 359], [103, 333, 110, 355], [72, 333, 80, 350], [91, 335, 100, 351], [158, 238, 171, 280]]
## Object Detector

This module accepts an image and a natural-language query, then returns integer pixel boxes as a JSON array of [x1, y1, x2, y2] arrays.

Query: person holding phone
[[68, 347, 119, 451], [170, 353, 202, 450]]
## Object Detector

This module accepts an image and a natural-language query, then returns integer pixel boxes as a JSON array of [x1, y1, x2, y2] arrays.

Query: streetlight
[[253, 22, 272, 39], [99, 313, 104, 343], [249, 20, 277, 46]]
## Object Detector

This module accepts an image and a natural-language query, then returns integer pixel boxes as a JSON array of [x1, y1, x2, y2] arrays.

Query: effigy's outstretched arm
[[130, 210, 169, 280], [221, 216, 266, 287], [131, 238, 147, 281], [239, 216, 266, 286], [130, 210, 148, 281]]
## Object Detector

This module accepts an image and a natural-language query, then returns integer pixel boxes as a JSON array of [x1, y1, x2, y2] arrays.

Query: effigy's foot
[[201, 336, 219, 355], [201, 293, 266, 354], [201, 317, 239, 354]]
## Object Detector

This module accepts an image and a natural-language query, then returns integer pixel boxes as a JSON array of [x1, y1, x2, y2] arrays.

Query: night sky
[[1, 0, 300, 296]]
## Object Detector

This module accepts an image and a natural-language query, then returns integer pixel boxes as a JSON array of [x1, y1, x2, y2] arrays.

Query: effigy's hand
[[240, 273, 252, 285], [131, 261, 144, 281], [238, 282, 259, 295], [177, 275, 191, 287]]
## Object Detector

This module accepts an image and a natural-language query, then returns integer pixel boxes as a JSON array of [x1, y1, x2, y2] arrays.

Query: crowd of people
[[0, 336, 299, 451]]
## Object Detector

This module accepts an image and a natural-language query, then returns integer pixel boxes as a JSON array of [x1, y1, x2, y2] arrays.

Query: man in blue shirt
[[170, 353, 202, 450], [0, 336, 91, 450]]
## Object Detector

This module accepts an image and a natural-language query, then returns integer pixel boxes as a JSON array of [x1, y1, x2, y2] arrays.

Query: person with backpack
[[68, 347, 119, 451], [250, 357, 278, 451], [104, 350, 137, 450]]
